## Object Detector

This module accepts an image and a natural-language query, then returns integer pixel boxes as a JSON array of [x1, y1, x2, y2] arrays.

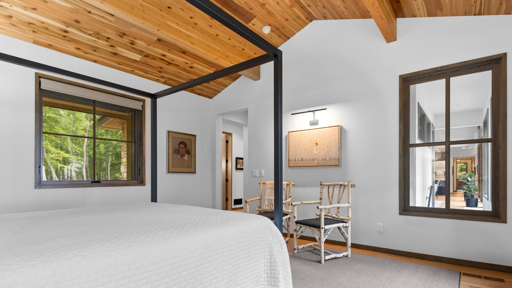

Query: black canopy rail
[[0, 0, 284, 233]]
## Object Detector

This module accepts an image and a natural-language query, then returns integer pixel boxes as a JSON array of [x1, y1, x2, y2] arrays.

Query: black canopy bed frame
[[0, 0, 285, 233]]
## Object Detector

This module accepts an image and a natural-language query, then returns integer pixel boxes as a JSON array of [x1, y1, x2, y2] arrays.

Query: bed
[[0, 203, 292, 288]]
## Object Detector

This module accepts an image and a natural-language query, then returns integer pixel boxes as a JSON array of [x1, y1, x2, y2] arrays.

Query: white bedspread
[[0, 203, 292, 288]]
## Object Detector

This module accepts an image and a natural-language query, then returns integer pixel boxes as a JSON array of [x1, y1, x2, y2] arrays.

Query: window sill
[[399, 210, 506, 223], [35, 181, 145, 189]]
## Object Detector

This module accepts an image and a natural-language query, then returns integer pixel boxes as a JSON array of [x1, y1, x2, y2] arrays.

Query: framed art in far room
[[235, 157, 244, 170], [167, 131, 196, 173]]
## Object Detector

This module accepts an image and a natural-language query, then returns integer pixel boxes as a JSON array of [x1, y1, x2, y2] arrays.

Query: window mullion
[[445, 77, 451, 211], [404, 81, 411, 211], [93, 101, 96, 181]]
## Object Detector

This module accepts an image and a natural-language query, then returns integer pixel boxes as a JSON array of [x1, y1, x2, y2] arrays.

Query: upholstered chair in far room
[[292, 181, 356, 264], [245, 180, 295, 242]]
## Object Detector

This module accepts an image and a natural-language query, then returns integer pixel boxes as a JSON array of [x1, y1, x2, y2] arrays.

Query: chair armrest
[[244, 197, 261, 213], [292, 200, 321, 206], [245, 197, 260, 203], [318, 203, 350, 209]]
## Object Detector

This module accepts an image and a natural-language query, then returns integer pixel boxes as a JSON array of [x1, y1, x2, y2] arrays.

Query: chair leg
[[320, 227, 325, 264], [347, 222, 352, 258], [287, 218, 291, 243], [293, 226, 298, 254], [293, 206, 298, 254]]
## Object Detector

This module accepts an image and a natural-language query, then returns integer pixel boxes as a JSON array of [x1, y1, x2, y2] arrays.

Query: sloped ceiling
[[0, 0, 510, 98]]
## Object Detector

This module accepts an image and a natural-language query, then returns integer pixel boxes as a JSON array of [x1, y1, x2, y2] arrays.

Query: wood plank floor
[[436, 192, 484, 209], [287, 239, 511, 288]]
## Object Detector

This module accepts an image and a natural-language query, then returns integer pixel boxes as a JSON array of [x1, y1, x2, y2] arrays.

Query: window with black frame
[[35, 75, 145, 188], [399, 54, 507, 222]]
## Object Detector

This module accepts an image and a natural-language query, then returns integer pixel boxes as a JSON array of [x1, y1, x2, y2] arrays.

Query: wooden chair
[[292, 181, 356, 264], [245, 180, 295, 242]]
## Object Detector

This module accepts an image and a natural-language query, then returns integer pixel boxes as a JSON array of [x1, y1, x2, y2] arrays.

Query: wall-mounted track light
[[291, 108, 326, 125]]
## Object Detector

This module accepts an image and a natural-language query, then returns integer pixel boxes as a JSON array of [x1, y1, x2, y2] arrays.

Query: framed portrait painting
[[167, 131, 196, 173]]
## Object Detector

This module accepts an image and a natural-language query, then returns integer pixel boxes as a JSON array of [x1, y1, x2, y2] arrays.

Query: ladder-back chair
[[245, 180, 294, 242], [292, 181, 356, 264]]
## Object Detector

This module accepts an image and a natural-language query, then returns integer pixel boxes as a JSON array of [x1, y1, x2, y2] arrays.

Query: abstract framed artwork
[[167, 131, 196, 173], [288, 125, 341, 168], [235, 157, 244, 170]]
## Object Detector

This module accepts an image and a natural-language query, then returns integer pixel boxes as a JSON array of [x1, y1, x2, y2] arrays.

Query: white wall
[[212, 16, 512, 266], [0, 35, 167, 214], [222, 119, 245, 207], [156, 93, 213, 207]]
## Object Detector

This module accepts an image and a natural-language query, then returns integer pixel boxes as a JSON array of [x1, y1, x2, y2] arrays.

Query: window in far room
[[399, 54, 507, 222], [35, 74, 145, 188]]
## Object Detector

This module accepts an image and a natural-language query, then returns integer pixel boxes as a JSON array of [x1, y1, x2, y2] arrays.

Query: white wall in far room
[[212, 16, 512, 266], [222, 119, 245, 208], [0, 34, 166, 215]]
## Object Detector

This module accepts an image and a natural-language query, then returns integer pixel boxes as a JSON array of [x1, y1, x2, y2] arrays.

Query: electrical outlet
[[377, 223, 384, 233], [260, 170, 265, 177], [252, 170, 259, 177]]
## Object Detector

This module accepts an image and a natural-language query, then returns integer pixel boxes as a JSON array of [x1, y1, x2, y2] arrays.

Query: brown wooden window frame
[[35, 73, 146, 189], [399, 54, 507, 223]]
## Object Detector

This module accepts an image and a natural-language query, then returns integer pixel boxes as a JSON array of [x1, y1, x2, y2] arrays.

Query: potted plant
[[458, 172, 479, 207]]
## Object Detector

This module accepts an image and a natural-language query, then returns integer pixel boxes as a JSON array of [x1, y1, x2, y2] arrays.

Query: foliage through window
[[36, 75, 145, 188]]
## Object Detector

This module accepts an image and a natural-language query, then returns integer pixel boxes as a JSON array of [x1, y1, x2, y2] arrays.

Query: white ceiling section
[[414, 70, 492, 116]]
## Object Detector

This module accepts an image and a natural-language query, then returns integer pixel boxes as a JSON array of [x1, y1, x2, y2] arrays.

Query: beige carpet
[[290, 249, 460, 288]]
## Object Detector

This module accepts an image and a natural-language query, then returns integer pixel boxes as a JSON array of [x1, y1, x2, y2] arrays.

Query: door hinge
[[226, 179, 229, 182], [226, 140, 228, 143], [226, 159, 228, 163], [138, 169, 141, 176]]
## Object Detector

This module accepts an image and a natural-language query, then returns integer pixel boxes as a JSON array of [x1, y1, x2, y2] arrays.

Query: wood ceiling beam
[[362, 0, 397, 43], [240, 66, 260, 81]]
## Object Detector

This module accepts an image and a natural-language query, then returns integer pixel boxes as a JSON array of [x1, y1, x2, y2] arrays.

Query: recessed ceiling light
[[262, 26, 271, 34], [462, 147, 466, 149]]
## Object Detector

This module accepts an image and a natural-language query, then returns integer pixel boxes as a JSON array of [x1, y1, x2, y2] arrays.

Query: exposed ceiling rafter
[[363, 0, 397, 43]]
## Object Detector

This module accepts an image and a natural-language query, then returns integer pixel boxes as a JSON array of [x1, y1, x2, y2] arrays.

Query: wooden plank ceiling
[[0, 0, 511, 98]]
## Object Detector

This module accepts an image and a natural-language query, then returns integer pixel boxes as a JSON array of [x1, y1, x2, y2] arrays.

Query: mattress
[[0, 203, 292, 288]]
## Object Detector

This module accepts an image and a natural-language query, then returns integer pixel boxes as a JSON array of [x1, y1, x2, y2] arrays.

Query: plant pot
[[465, 197, 478, 207]]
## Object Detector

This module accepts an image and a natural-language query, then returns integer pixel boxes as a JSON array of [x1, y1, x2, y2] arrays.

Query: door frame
[[452, 156, 476, 192], [222, 131, 233, 210]]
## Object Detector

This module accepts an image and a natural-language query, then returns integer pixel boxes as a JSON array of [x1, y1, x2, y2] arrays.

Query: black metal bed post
[[180, 0, 284, 234], [273, 51, 283, 233], [151, 97, 157, 202]]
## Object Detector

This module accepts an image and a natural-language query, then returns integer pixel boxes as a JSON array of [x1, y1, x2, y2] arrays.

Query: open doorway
[[452, 156, 476, 192], [222, 132, 233, 210], [217, 109, 248, 211]]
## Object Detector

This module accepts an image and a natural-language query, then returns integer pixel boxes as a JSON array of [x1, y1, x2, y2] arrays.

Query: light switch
[[260, 170, 265, 177], [252, 170, 259, 177]]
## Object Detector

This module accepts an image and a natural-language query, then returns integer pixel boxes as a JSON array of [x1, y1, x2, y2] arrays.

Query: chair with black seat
[[292, 181, 356, 264], [244, 180, 294, 242]]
